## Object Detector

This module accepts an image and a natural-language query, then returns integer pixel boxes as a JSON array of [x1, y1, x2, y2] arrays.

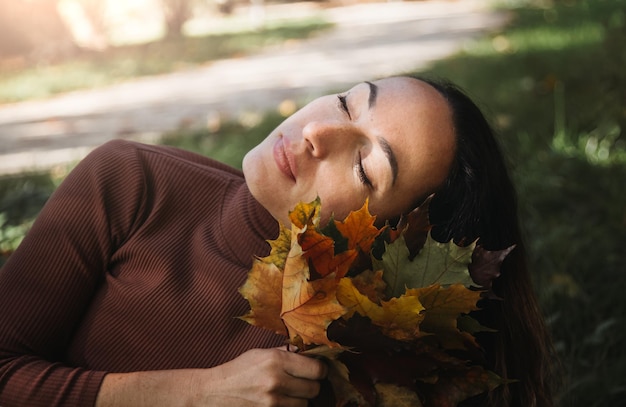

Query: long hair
[[418, 77, 558, 407]]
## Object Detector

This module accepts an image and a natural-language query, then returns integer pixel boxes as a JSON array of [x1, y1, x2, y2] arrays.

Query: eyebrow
[[364, 81, 398, 186], [365, 81, 378, 109], [378, 136, 399, 186]]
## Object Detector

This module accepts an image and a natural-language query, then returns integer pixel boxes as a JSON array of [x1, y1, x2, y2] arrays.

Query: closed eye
[[337, 94, 351, 120], [356, 151, 373, 189]]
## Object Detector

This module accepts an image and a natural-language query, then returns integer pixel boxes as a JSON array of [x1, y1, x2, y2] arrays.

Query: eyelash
[[357, 151, 373, 188], [337, 94, 351, 119], [338, 94, 371, 188], [337, 95, 373, 188]]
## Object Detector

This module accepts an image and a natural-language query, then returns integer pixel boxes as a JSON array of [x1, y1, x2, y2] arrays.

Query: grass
[[159, 110, 286, 168], [414, 1, 626, 405], [0, 171, 61, 260], [1, 0, 625, 405]]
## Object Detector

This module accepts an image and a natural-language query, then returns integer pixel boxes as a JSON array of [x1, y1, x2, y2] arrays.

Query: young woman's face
[[243, 76, 456, 225]]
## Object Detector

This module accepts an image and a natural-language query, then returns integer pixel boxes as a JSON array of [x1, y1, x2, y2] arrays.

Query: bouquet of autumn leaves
[[239, 197, 515, 406]]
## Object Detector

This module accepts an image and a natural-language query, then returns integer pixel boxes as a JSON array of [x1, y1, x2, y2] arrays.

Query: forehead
[[367, 77, 456, 216], [373, 77, 449, 109]]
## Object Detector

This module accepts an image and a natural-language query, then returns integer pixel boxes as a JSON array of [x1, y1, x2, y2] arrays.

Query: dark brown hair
[[417, 76, 559, 407]]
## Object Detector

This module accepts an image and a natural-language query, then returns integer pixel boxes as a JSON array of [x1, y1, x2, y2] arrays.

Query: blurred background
[[0, 0, 624, 406]]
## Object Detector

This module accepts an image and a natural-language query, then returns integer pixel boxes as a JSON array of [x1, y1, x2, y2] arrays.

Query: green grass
[[0, 17, 332, 104], [160, 111, 286, 169], [0, 171, 61, 261], [1, 1, 625, 405]]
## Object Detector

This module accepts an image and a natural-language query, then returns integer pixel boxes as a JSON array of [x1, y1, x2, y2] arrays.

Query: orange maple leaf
[[335, 199, 382, 253], [299, 227, 358, 279]]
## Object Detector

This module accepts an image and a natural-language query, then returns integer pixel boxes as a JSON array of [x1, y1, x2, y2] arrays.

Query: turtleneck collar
[[218, 179, 280, 267]]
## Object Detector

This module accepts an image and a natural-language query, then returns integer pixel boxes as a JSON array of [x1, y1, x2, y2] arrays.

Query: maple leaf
[[457, 314, 497, 335], [261, 225, 291, 270], [281, 226, 347, 347], [288, 197, 321, 229], [424, 366, 508, 407], [299, 227, 358, 279], [469, 244, 516, 294], [350, 269, 386, 304], [240, 197, 510, 407], [337, 278, 425, 341], [334, 199, 382, 253], [375, 233, 477, 298], [303, 346, 371, 407], [238, 259, 286, 336], [392, 195, 433, 259], [407, 284, 482, 349], [375, 383, 424, 407]]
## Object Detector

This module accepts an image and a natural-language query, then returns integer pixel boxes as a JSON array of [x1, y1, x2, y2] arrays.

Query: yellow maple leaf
[[238, 259, 285, 336], [281, 226, 347, 347], [261, 225, 291, 270], [288, 197, 321, 229], [337, 278, 425, 341]]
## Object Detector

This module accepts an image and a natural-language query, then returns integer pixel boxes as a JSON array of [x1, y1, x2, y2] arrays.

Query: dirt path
[[0, 0, 507, 175]]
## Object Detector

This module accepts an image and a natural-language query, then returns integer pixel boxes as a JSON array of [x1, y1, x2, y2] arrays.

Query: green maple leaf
[[374, 233, 477, 298]]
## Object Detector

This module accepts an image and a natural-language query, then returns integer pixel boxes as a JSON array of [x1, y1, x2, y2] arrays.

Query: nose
[[302, 120, 360, 158]]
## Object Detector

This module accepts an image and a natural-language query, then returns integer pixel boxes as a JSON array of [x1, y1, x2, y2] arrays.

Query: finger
[[277, 397, 309, 407], [282, 352, 327, 381], [279, 375, 322, 400]]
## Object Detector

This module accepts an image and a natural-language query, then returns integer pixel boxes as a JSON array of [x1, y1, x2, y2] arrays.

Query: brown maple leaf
[[425, 366, 507, 407], [350, 269, 386, 304], [392, 195, 433, 259], [375, 383, 424, 407], [469, 244, 516, 295], [303, 346, 370, 407]]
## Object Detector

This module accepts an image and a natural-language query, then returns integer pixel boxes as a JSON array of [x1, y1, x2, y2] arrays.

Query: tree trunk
[[161, 0, 192, 38], [0, 0, 78, 63]]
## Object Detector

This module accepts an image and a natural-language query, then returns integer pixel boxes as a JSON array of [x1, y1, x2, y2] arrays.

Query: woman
[[0, 76, 556, 406]]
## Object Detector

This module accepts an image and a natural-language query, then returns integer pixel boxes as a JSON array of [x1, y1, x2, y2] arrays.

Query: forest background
[[0, 0, 624, 406]]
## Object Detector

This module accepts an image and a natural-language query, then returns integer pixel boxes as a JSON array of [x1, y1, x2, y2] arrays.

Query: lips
[[273, 137, 296, 182]]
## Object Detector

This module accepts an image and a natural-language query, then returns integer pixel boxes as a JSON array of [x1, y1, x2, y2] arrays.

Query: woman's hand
[[96, 347, 327, 407], [197, 347, 327, 406]]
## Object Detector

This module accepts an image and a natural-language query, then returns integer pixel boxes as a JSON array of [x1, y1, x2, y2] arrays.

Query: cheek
[[314, 185, 366, 223], [367, 181, 425, 222], [312, 162, 372, 222]]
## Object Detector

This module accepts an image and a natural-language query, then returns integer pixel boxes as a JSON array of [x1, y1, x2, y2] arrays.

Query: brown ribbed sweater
[[0, 140, 286, 406]]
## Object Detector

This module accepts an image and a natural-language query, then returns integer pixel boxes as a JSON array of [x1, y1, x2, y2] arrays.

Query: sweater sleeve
[[0, 140, 147, 407]]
